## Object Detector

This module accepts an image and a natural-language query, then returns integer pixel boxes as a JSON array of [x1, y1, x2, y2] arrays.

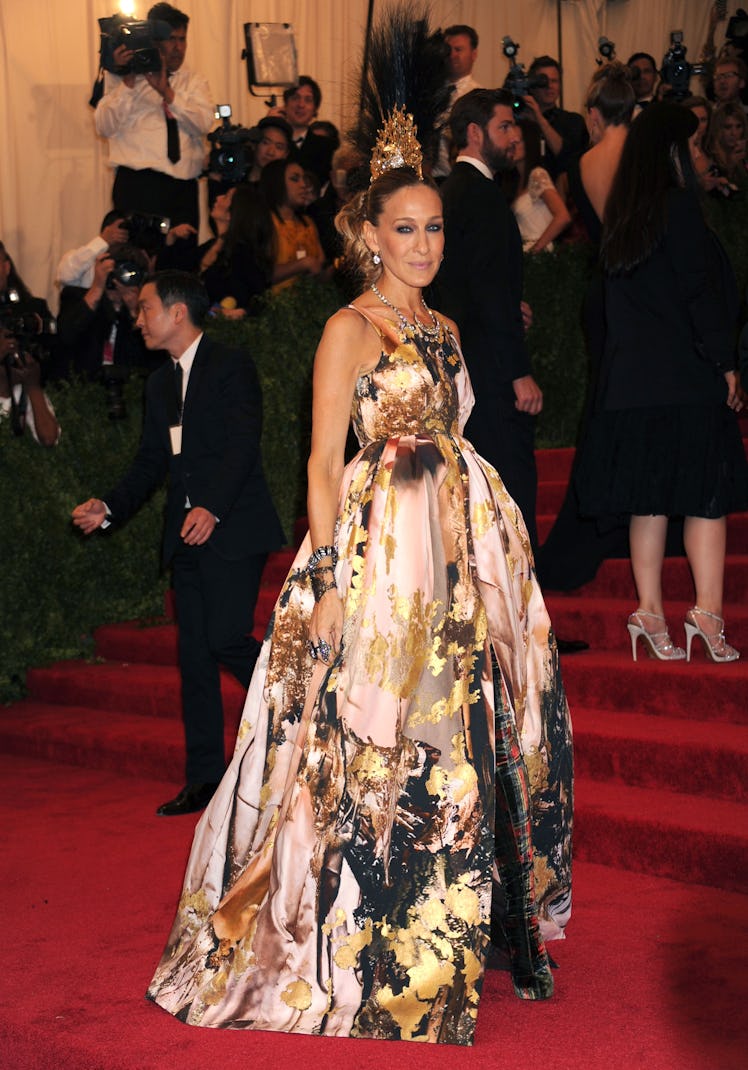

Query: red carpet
[[2, 445, 747, 1067], [2, 755, 746, 1070]]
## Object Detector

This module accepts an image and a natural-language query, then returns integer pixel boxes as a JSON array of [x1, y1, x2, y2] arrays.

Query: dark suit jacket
[[600, 189, 738, 411], [104, 334, 284, 564], [432, 161, 530, 409], [292, 131, 335, 186]]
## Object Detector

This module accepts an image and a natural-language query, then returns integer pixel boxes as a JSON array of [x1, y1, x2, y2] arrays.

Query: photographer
[[54, 245, 157, 411], [0, 242, 60, 447], [56, 210, 130, 291], [94, 3, 213, 232], [0, 336, 60, 447], [522, 55, 588, 180]]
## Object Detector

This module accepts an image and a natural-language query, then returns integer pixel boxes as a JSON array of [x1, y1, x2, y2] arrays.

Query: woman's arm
[[272, 254, 324, 284], [18, 355, 61, 446], [528, 172, 572, 253], [306, 308, 379, 659]]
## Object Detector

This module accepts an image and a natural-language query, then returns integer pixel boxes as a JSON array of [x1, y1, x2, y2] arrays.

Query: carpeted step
[[574, 554, 748, 601], [535, 446, 575, 483], [536, 480, 567, 516], [574, 776, 748, 893], [0, 700, 240, 779], [573, 707, 748, 802], [95, 622, 178, 665], [561, 652, 748, 725], [261, 547, 298, 584], [546, 596, 748, 654], [5, 698, 747, 895], [26, 660, 246, 723]]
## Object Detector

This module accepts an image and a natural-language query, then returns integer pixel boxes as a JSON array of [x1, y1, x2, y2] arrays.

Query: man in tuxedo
[[282, 76, 337, 187], [627, 52, 659, 112], [433, 88, 542, 551], [72, 271, 284, 815]]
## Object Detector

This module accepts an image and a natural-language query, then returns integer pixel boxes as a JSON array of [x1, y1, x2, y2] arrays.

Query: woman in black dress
[[577, 103, 747, 662], [536, 62, 635, 591]]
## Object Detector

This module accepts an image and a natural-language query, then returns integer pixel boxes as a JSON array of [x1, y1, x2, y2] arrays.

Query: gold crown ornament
[[370, 105, 423, 180]]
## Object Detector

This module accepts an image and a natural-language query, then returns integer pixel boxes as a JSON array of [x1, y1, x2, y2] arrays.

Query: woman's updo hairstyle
[[334, 166, 437, 286], [586, 61, 635, 127]]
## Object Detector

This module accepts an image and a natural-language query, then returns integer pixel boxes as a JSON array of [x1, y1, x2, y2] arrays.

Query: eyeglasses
[[715, 71, 739, 81]]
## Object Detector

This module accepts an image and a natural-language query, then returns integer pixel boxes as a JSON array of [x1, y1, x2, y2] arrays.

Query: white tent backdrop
[[0, 0, 727, 307]]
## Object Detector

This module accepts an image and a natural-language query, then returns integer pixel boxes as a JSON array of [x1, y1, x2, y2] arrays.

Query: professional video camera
[[501, 37, 548, 113], [206, 105, 257, 184], [98, 13, 173, 76], [661, 32, 705, 100]]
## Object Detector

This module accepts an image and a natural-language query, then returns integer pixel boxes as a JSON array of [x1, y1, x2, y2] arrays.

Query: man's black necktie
[[164, 101, 180, 164], [174, 359, 183, 422]]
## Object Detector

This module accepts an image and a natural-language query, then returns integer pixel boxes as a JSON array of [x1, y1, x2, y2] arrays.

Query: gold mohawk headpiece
[[370, 105, 423, 181]]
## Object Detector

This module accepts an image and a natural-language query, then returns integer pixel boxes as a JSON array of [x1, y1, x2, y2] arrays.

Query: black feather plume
[[350, 3, 452, 175]]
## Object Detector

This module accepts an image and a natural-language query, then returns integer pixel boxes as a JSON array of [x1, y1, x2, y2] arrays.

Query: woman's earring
[[372, 253, 381, 265]]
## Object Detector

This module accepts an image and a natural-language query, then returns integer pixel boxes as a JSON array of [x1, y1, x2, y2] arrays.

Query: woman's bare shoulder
[[435, 311, 461, 345], [316, 304, 382, 374]]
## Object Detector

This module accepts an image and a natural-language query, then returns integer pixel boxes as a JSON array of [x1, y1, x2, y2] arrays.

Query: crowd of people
[[3, 0, 748, 1046]]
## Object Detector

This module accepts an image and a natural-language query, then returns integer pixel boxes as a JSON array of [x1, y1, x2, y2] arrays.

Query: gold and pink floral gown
[[148, 307, 573, 1044]]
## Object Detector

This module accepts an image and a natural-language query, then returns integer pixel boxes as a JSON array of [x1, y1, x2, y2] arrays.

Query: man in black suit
[[72, 271, 284, 815], [433, 88, 543, 550]]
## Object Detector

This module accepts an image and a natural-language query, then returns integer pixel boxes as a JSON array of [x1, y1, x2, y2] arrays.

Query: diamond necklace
[[370, 283, 440, 338]]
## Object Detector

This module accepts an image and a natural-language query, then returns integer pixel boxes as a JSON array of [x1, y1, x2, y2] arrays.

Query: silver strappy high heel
[[684, 607, 740, 663], [627, 610, 686, 662]]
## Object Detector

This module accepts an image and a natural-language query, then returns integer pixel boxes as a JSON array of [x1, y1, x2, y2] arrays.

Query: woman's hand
[[302, 253, 325, 277], [309, 587, 343, 663], [166, 223, 197, 246], [725, 370, 743, 412]]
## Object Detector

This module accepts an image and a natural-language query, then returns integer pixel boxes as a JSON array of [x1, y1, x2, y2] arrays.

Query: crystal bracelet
[[308, 544, 338, 572]]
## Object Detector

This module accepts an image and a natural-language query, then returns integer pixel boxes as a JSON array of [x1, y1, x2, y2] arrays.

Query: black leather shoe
[[556, 636, 589, 654], [156, 782, 219, 816]]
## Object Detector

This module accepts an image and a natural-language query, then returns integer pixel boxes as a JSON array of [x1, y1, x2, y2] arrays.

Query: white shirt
[[513, 167, 556, 251], [433, 73, 483, 178], [94, 67, 214, 181], [454, 154, 493, 181], [56, 235, 108, 290], [173, 332, 202, 411]]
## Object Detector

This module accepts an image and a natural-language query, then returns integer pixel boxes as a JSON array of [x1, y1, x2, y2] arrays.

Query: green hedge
[[2, 203, 745, 701]]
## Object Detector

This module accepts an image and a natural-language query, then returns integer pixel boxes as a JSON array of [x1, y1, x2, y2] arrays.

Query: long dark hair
[[260, 158, 309, 223], [601, 102, 699, 275], [221, 184, 275, 283], [501, 119, 545, 201], [0, 241, 33, 301]]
